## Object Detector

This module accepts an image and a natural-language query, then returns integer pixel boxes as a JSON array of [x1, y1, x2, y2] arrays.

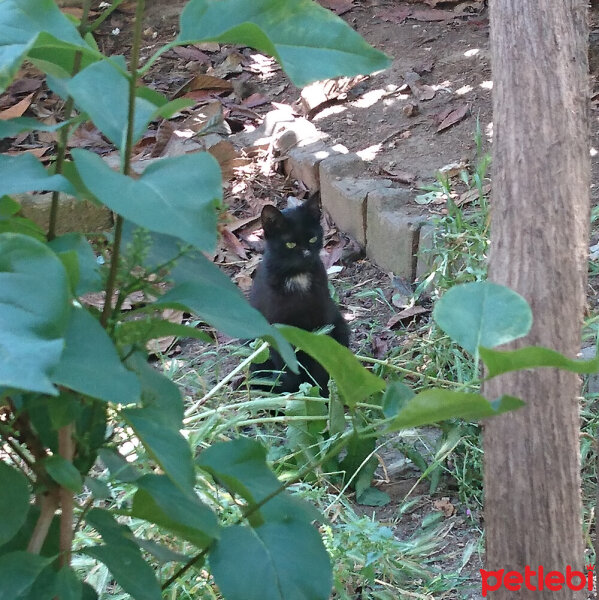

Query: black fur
[[249, 194, 350, 393]]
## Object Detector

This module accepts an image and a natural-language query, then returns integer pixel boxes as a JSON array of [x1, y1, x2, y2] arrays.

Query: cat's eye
[[285, 242, 296, 249], [309, 236, 318, 244]]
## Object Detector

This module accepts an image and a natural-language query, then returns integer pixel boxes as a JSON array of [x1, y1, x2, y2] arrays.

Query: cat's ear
[[261, 204, 286, 237], [303, 193, 321, 222]]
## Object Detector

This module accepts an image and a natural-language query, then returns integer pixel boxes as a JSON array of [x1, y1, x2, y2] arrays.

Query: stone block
[[320, 177, 392, 246], [366, 188, 429, 279], [284, 142, 348, 193], [416, 223, 437, 280], [320, 152, 367, 181], [17, 193, 113, 235]]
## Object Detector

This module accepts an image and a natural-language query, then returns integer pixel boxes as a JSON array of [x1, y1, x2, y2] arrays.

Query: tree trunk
[[483, 1, 589, 598]]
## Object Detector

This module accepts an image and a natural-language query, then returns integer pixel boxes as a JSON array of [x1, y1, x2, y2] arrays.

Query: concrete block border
[[282, 133, 436, 282]]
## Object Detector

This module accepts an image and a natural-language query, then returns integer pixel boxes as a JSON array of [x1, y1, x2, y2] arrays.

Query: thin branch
[[101, 0, 146, 327], [27, 489, 60, 554], [58, 424, 75, 568]]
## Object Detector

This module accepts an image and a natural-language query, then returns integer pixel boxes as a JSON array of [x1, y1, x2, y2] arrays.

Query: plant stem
[[356, 353, 477, 388], [47, 0, 91, 241], [101, 0, 145, 328], [184, 342, 269, 419], [186, 395, 329, 424], [58, 424, 75, 567], [28, 489, 60, 554]]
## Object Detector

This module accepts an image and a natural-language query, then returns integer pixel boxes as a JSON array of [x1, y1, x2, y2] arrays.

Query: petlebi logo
[[480, 565, 594, 596]]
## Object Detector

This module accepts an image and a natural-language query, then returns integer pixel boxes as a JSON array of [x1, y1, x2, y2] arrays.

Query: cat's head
[[260, 194, 323, 268]]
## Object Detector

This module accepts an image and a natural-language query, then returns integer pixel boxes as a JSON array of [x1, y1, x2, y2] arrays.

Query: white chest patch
[[284, 273, 311, 293]]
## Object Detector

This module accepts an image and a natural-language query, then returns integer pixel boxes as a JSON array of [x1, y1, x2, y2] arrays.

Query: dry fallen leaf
[[208, 140, 240, 179], [371, 334, 389, 359], [432, 497, 455, 517], [220, 227, 248, 259], [403, 71, 436, 102], [174, 74, 233, 98], [319, 0, 353, 15], [150, 119, 176, 158], [411, 9, 456, 21], [7, 78, 43, 95], [171, 45, 211, 63], [375, 7, 412, 23], [387, 306, 429, 328], [147, 309, 184, 356], [436, 104, 469, 132], [0, 93, 35, 120], [379, 167, 416, 185], [456, 183, 491, 207], [5, 147, 49, 159]]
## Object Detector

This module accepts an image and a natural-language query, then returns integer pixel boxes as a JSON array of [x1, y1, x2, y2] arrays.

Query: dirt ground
[[7, 1, 599, 598]]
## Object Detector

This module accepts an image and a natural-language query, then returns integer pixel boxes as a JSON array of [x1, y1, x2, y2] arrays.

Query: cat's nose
[[302, 249, 311, 258]]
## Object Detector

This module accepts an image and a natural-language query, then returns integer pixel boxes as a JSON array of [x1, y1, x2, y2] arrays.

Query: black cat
[[249, 194, 350, 394]]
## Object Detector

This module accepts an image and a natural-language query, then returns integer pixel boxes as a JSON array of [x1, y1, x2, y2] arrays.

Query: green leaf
[[122, 407, 194, 492], [98, 448, 141, 483], [20, 566, 57, 600], [0, 117, 69, 138], [0, 462, 30, 545], [480, 345, 599, 378], [125, 353, 183, 428], [72, 149, 221, 251], [278, 325, 386, 407], [81, 583, 97, 600], [44, 455, 82, 492], [385, 389, 525, 432], [156, 262, 297, 370], [27, 33, 99, 81], [0, 196, 45, 241], [54, 249, 79, 296], [0, 552, 52, 600], [178, 0, 390, 88], [0, 195, 19, 217], [48, 233, 103, 295], [135, 87, 194, 118], [86, 509, 138, 549], [68, 61, 157, 153], [433, 281, 532, 357], [0, 0, 87, 93], [84, 477, 111, 500], [0, 154, 76, 196], [115, 318, 212, 347], [0, 233, 70, 395], [198, 438, 321, 526], [121, 353, 193, 491], [51, 306, 141, 405], [382, 380, 414, 418], [131, 474, 218, 548], [120, 224, 297, 370], [339, 433, 376, 493], [0, 506, 59, 558], [83, 545, 161, 600], [133, 538, 188, 565], [356, 487, 390, 507], [210, 521, 332, 600], [54, 567, 82, 600]]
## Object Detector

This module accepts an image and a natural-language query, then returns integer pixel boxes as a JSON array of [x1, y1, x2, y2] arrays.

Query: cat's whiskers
[[284, 273, 312, 293]]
